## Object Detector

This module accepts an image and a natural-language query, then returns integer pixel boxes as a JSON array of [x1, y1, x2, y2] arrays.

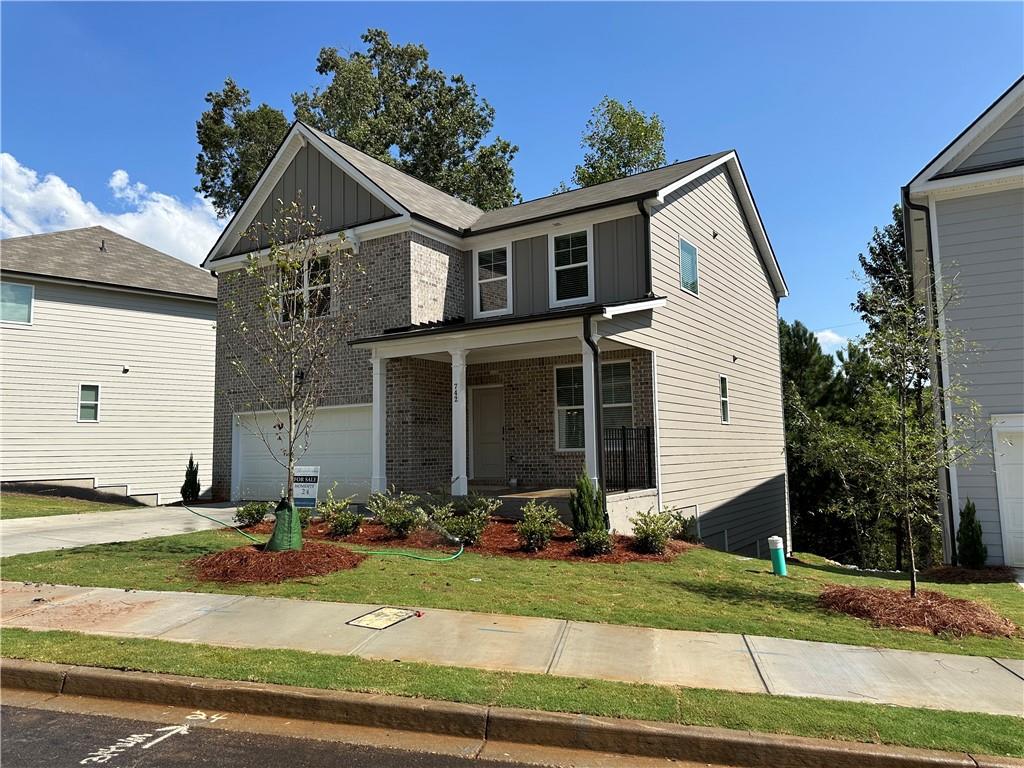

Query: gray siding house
[[1, 226, 218, 504], [905, 76, 1024, 566], [204, 122, 790, 554]]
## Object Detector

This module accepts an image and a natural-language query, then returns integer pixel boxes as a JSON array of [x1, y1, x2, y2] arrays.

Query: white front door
[[993, 415, 1024, 567], [471, 387, 505, 482]]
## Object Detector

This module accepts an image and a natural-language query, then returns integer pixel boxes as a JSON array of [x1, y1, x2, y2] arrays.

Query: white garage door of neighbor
[[994, 421, 1024, 567], [235, 406, 372, 502]]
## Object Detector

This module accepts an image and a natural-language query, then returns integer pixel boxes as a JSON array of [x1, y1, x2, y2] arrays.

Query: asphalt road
[[1, 706, 529, 768]]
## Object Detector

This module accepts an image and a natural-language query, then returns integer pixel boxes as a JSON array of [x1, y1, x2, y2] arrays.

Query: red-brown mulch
[[189, 541, 366, 583], [819, 584, 1019, 638], [919, 565, 1018, 584]]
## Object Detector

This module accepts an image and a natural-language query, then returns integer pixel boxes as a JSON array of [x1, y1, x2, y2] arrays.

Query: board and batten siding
[[0, 279, 217, 503], [944, 107, 1024, 174], [936, 187, 1024, 564], [601, 166, 789, 555]]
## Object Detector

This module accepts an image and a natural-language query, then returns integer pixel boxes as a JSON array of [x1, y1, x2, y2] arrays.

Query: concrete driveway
[[0, 504, 237, 557]]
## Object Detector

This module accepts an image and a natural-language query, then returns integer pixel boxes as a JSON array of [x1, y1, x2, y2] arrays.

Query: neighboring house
[[204, 121, 790, 555], [905, 75, 1024, 567], [0, 226, 218, 505]]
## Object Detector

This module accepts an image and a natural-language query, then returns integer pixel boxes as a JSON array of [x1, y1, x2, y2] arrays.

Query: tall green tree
[[195, 29, 520, 217], [558, 97, 666, 191]]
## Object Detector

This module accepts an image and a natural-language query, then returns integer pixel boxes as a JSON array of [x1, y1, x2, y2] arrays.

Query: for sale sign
[[293, 466, 320, 509]]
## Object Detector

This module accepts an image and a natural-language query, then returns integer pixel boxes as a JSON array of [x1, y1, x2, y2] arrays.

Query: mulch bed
[[819, 584, 1019, 638], [189, 541, 366, 583], [919, 565, 1019, 584]]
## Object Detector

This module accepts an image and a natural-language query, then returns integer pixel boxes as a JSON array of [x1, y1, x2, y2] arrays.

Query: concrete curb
[[2, 659, 1020, 768]]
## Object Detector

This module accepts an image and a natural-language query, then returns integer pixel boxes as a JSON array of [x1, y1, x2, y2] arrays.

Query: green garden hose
[[183, 505, 261, 544]]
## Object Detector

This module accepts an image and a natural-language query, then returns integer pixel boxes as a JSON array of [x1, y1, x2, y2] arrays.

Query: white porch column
[[370, 354, 387, 493], [451, 348, 469, 496], [581, 338, 600, 486]]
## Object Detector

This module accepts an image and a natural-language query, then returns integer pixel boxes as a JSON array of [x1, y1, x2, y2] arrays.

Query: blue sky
[[2, 2, 1021, 348]]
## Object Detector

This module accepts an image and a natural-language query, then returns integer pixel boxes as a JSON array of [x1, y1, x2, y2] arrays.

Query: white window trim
[[78, 383, 101, 423], [678, 237, 699, 296], [553, 361, 634, 452], [281, 257, 332, 322], [548, 225, 594, 308], [472, 242, 513, 319], [1, 281, 34, 325], [719, 375, 730, 424]]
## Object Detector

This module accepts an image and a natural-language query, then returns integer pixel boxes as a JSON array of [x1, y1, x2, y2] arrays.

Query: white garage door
[[235, 405, 372, 502], [994, 420, 1024, 567]]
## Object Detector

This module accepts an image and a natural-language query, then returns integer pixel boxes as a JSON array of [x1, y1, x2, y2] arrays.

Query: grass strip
[[0, 492, 133, 520], [2, 627, 1020, 757]]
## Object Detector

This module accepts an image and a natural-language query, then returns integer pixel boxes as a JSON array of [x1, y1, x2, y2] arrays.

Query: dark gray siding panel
[[595, 215, 645, 303], [947, 107, 1024, 173], [228, 144, 397, 256], [512, 236, 548, 317]]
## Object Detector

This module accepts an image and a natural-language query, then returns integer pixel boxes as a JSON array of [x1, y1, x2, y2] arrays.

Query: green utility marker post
[[768, 535, 787, 577]]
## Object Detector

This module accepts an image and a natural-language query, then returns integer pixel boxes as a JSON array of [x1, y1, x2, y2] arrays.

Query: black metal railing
[[603, 426, 654, 492]]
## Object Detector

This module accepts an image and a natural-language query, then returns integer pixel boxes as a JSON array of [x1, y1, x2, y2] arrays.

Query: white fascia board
[[909, 165, 1024, 201], [654, 152, 734, 204], [602, 297, 667, 318], [460, 202, 641, 249]]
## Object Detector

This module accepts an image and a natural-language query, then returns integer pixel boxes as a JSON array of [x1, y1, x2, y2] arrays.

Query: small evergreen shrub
[[445, 509, 490, 545], [234, 501, 270, 528], [368, 488, 425, 538], [666, 507, 702, 543], [429, 500, 490, 545], [569, 472, 604, 535], [319, 487, 360, 536], [956, 498, 987, 569], [297, 506, 313, 529], [515, 500, 560, 552], [630, 508, 674, 554], [576, 528, 614, 557], [457, 493, 502, 518], [180, 454, 200, 503]]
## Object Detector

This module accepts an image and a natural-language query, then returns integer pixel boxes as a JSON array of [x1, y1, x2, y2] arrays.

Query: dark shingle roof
[[1, 226, 217, 300]]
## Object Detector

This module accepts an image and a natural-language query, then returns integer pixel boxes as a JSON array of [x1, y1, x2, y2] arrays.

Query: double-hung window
[[78, 384, 100, 422], [1, 282, 33, 324], [550, 229, 592, 306], [474, 245, 511, 317], [679, 238, 699, 295], [719, 376, 730, 424], [282, 256, 331, 322], [555, 362, 633, 450]]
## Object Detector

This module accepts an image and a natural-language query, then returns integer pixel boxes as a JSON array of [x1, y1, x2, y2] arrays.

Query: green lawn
[[3, 628, 1020, 758], [3, 529, 1021, 658], [0, 492, 133, 520]]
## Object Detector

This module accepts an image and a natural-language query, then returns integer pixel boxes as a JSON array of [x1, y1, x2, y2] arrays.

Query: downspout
[[637, 200, 653, 297], [583, 314, 609, 528], [902, 185, 958, 564]]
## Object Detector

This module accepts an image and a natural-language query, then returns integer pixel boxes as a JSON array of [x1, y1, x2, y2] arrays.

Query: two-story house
[[204, 122, 790, 555], [905, 75, 1024, 567]]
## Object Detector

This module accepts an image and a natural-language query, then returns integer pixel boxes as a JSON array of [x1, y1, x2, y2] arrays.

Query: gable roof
[[908, 74, 1024, 189], [1, 226, 217, 301]]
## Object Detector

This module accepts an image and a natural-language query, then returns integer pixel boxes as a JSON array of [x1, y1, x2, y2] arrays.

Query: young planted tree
[[219, 201, 363, 550]]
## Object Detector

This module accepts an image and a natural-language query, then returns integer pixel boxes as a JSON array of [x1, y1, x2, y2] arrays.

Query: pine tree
[[569, 472, 604, 535], [956, 499, 987, 569], [180, 454, 200, 503]]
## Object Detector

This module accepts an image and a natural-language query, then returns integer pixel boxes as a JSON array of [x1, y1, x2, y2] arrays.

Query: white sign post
[[293, 466, 320, 509]]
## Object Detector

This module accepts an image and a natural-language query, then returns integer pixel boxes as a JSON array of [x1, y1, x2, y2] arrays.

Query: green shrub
[[569, 472, 604, 535], [319, 487, 360, 536], [428, 500, 490, 546], [576, 528, 614, 557], [297, 506, 313, 530], [234, 501, 270, 528], [666, 507, 702, 543], [368, 488, 425, 538], [446, 509, 490, 545], [456, 493, 502, 518], [180, 454, 200, 503], [630, 508, 674, 554], [515, 500, 560, 552], [956, 498, 987, 569]]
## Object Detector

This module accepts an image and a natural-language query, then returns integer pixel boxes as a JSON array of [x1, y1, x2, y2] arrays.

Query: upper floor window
[[474, 245, 512, 317], [1, 282, 33, 324], [282, 256, 331, 322], [550, 229, 593, 307], [78, 384, 100, 422], [679, 238, 699, 295]]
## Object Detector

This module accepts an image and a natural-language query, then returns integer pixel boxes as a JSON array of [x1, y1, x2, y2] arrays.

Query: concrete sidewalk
[[2, 581, 1022, 718], [0, 504, 237, 556]]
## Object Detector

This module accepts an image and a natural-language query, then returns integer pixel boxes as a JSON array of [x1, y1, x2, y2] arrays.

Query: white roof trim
[[602, 297, 667, 318], [202, 122, 410, 268], [908, 77, 1024, 190], [654, 152, 788, 299]]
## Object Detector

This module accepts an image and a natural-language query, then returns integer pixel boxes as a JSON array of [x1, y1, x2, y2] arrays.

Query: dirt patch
[[920, 565, 1018, 584], [819, 584, 1019, 638], [189, 541, 365, 583]]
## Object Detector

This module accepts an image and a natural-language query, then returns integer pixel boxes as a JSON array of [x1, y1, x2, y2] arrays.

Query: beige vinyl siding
[[601, 165, 788, 555], [0, 279, 216, 503], [936, 187, 1024, 564], [943, 107, 1024, 174]]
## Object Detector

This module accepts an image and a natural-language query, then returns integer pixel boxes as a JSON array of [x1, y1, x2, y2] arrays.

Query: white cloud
[[0, 153, 223, 265], [815, 329, 848, 354]]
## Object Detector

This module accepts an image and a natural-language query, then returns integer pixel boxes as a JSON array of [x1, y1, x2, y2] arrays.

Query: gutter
[[583, 314, 609, 528], [637, 200, 653, 297], [902, 185, 957, 565]]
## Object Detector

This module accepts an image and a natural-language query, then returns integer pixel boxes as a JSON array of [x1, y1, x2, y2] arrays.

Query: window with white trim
[[282, 256, 331, 322], [1, 282, 33, 324], [679, 238, 698, 294], [474, 245, 511, 316], [78, 384, 100, 422], [551, 229, 591, 305], [719, 375, 730, 424], [555, 362, 633, 450]]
